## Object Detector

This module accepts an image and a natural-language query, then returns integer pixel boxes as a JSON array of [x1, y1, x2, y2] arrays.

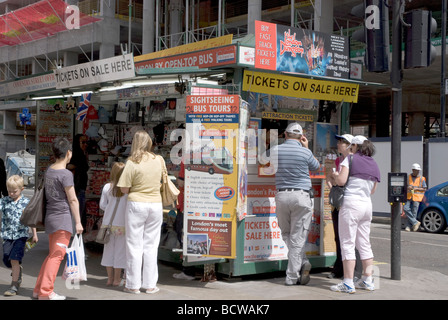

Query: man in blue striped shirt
[[270, 122, 320, 286]]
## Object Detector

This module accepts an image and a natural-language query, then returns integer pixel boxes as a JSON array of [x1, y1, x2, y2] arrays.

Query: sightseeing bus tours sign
[[184, 95, 245, 259]]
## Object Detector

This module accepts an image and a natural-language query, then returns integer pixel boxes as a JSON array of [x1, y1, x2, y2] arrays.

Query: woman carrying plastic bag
[[62, 234, 87, 282]]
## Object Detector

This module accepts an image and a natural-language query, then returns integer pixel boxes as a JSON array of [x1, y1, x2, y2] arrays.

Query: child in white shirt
[[99, 162, 128, 286]]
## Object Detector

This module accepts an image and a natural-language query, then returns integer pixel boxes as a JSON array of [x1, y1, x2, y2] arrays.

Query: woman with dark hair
[[67, 134, 89, 230], [33, 137, 83, 300], [330, 135, 380, 294]]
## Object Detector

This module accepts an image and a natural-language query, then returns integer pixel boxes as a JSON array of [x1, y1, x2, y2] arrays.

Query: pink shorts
[[338, 197, 374, 261]]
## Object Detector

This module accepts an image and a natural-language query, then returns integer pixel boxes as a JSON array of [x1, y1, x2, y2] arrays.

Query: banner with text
[[255, 20, 350, 79], [135, 45, 236, 72], [243, 70, 359, 103], [54, 53, 135, 89]]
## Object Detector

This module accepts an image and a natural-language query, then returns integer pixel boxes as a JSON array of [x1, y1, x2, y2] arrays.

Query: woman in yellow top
[[117, 130, 165, 294]]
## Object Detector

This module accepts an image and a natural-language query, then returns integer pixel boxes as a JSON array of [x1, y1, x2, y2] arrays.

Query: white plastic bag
[[62, 234, 87, 282]]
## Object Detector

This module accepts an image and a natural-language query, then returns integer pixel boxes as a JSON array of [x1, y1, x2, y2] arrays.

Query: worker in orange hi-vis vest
[[404, 163, 427, 232]]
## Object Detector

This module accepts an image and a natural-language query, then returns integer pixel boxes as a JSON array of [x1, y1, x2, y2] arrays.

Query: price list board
[[36, 101, 74, 180]]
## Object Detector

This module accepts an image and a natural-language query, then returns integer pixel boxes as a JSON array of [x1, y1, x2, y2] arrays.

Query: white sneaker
[[173, 272, 194, 280], [330, 282, 356, 294], [412, 221, 421, 232], [39, 292, 66, 300], [354, 278, 375, 291]]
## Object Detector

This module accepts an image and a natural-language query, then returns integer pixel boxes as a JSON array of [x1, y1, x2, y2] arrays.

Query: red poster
[[255, 21, 277, 70]]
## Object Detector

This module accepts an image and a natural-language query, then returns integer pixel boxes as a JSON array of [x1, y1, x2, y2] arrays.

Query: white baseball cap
[[412, 163, 421, 170], [335, 134, 354, 144], [350, 135, 368, 147], [285, 122, 303, 135]]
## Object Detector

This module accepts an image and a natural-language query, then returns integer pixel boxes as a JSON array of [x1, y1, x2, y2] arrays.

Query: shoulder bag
[[96, 197, 121, 244], [329, 155, 353, 209], [20, 174, 46, 228], [158, 155, 180, 208]]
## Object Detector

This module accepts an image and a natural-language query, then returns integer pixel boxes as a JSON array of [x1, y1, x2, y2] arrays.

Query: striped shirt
[[270, 139, 320, 190]]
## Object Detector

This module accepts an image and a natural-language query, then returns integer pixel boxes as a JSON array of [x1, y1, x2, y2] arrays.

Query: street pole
[[441, 0, 447, 137], [390, 0, 403, 280]]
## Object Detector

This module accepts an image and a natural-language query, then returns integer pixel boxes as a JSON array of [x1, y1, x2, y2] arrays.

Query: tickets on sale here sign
[[242, 70, 359, 103]]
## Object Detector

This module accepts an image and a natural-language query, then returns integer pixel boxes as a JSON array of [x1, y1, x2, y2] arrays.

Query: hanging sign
[[54, 53, 135, 89], [243, 70, 359, 103]]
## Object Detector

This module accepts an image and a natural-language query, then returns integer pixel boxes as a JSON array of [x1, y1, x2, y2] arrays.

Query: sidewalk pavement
[[1, 230, 447, 301]]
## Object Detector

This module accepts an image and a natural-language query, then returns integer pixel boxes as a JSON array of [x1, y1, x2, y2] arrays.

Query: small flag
[[76, 93, 91, 121]]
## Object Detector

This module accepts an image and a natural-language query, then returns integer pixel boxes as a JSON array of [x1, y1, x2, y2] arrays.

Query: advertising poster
[[244, 185, 321, 261], [184, 95, 241, 259], [244, 185, 288, 261], [255, 20, 350, 79]]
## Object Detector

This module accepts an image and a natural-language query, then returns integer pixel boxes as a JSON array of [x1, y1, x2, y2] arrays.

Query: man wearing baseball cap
[[270, 122, 320, 286], [403, 163, 427, 232]]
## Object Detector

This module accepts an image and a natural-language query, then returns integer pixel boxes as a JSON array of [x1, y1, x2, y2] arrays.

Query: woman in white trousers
[[118, 130, 165, 294], [125, 201, 163, 291]]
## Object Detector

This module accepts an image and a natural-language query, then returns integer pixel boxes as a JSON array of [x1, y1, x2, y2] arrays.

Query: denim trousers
[[403, 200, 419, 228], [275, 190, 313, 283]]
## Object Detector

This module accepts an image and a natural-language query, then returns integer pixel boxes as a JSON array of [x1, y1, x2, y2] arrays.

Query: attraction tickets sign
[[184, 95, 248, 259], [255, 20, 350, 79]]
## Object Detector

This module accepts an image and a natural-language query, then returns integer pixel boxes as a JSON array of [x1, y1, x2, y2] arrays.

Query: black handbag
[[20, 175, 46, 228], [329, 155, 352, 209]]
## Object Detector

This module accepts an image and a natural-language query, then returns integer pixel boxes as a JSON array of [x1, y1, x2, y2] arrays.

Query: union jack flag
[[76, 93, 91, 121]]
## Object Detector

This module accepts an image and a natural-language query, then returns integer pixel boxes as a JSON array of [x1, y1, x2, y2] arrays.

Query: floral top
[[0, 196, 30, 240]]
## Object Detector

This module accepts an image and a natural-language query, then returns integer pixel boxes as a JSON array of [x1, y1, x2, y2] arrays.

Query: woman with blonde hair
[[99, 162, 127, 287], [117, 130, 165, 294]]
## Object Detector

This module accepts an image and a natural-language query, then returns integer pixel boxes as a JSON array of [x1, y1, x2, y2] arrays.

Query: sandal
[[145, 287, 160, 294], [123, 287, 140, 294]]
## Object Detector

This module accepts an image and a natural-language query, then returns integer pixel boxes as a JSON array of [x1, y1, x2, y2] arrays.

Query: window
[[436, 186, 448, 197]]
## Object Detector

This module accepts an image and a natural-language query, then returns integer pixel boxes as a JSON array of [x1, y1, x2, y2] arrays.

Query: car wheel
[[421, 209, 447, 233]]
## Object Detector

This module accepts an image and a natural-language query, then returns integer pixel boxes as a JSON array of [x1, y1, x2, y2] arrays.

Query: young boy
[[1, 175, 38, 296]]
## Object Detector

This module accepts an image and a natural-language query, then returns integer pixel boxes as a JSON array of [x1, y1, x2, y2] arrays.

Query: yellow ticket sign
[[243, 70, 359, 103], [262, 112, 314, 121]]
